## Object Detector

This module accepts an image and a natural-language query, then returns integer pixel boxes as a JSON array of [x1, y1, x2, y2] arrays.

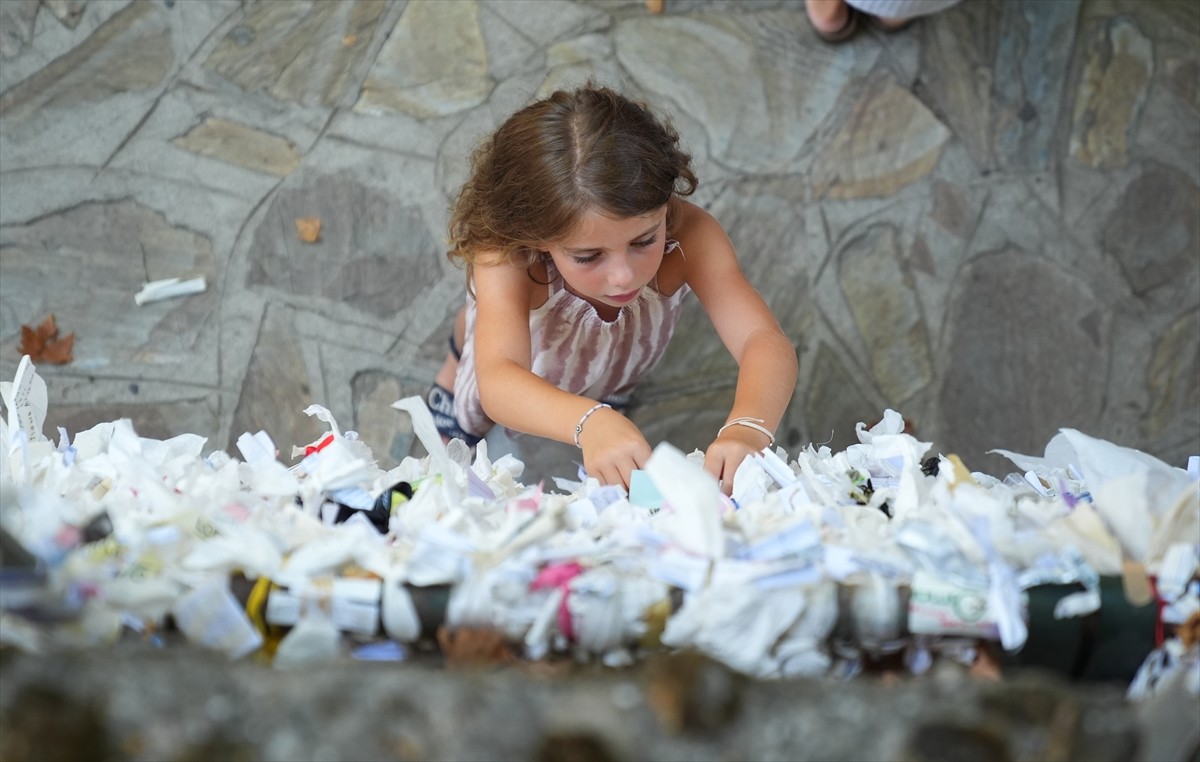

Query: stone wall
[[0, 0, 1196, 480]]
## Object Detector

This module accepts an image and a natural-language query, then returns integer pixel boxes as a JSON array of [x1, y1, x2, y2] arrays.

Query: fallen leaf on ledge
[[295, 217, 322, 243], [18, 314, 74, 364]]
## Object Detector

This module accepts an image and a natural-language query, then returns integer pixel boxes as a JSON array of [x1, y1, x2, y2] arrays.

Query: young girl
[[428, 86, 798, 495]]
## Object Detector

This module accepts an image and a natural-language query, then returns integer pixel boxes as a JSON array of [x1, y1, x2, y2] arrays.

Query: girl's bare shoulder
[[671, 199, 724, 243], [474, 254, 547, 311], [657, 200, 731, 294]]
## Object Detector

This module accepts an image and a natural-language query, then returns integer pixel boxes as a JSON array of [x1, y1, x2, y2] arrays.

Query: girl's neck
[[562, 279, 622, 322], [534, 258, 625, 322]]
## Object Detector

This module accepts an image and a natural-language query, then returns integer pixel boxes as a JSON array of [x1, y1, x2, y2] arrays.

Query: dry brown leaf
[[40, 332, 74, 364], [295, 217, 322, 243], [436, 625, 515, 668], [19, 324, 39, 356], [969, 641, 1003, 681], [17, 314, 74, 364]]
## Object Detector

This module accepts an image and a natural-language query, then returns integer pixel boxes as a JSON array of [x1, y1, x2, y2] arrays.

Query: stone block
[[355, 0, 492, 118], [203, 0, 388, 109], [1069, 17, 1153, 170], [811, 73, 950, 200], [937, 247, 1109, 476], [245, 170, 440, 321]]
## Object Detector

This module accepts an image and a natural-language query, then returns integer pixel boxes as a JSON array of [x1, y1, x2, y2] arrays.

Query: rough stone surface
[[991, 0, 1080, 173], [0, 1, 170, 123], [1101, 162, 1200, 297], [1069, 16, 1154, 170], [45, 395, 221, 450], [803, 344, 879, 454], [633, 387, 737, 459], [938, 248, 1110, 476], [811, 73, 951, 200], [0, 646, 1144, 762], [351, 369, 432, 463], [355, 0, 493, 118], [245, 170, 440, 320], [1146, 309, 1200, 443], [44, 0, 87, 30], [0, 0, 40, 60], [203, 0, 390, 110], [171, 116, 302, 177], [915, 0, 999, 171], [0, 199, 218, 379], [1, 0, 1198, 754], [837, 223, 933, 406], [228, 304, 321, 456], [617, 9, 865, 175], [0, 0, 1196, 551]]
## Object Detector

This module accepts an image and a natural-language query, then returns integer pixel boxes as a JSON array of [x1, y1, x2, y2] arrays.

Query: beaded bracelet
[[574, 403, 611, 448], [717, 416, 775, 447]]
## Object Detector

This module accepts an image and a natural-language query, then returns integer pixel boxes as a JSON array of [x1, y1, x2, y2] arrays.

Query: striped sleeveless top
[[453, 240, 690, 438]]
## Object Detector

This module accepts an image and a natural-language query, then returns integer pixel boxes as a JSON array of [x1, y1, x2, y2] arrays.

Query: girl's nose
[[608, 256, 635, 288]]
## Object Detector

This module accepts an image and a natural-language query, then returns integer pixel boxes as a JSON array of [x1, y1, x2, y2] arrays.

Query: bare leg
[[871, 15, 912, 30], [432, 308, 468, 445], [435, 307, 467, 392], [805, 0, 851, 36]]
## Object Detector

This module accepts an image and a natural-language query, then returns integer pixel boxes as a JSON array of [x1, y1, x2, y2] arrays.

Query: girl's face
[[544, 205, 668, 313]]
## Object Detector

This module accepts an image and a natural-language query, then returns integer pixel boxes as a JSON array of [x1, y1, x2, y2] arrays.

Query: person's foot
[[805, 0, 858, 43]]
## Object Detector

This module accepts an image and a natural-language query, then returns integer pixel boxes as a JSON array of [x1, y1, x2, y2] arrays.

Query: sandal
[[427, 383, 482, 447], [807, 4, 860, 44]]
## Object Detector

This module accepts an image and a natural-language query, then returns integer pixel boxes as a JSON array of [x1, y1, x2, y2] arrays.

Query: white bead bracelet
[[717, 416, 775, 447], [574, 403, 611, 448]]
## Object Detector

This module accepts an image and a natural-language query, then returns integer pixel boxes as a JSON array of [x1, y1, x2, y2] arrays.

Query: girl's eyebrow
[[564, 221, 661, 254]]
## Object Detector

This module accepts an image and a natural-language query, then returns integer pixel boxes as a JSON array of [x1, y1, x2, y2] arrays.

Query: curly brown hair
[[447, 86, 697, 282]]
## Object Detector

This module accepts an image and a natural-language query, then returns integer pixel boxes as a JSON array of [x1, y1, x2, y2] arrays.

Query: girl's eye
[[633, 235, 658, 249], [573, 252, 601, 265]]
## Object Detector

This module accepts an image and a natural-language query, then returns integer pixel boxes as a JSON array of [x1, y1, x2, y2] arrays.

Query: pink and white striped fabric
[[453, 241, 690, 438]]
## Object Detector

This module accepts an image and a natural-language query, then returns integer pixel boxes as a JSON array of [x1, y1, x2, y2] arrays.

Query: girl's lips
[[609, 289, 641, 304]]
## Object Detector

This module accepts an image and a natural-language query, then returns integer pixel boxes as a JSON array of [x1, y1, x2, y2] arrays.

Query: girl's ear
[[516, 247, 551, 269]]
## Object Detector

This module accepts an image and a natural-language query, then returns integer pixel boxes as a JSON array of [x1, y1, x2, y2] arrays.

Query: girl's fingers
[[619, 457, 642, 490], [594, 458, 640, 490], [632, 450, 649, 471], [717, 471, 734, 495], [597, 466, 619, 487], [703, 450, 730, 492], [603, 466, 621, 489], [705, 446, 751, 496]]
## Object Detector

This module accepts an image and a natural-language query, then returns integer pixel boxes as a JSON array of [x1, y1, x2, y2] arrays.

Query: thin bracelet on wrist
[[717, 416, 775, 447], [574, 403, 611, 448]]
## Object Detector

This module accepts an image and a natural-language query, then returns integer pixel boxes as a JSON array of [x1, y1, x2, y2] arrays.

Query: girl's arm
[[674, 201, 799, 493], [472, 259, 652, 487]]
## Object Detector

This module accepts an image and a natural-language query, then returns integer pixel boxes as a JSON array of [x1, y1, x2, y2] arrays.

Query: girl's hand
[[704, 425, 772, 496], [577, 407, 652, 490]]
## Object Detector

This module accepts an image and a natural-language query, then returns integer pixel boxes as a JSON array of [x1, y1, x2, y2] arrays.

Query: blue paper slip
[[629, 469, 663, 511]]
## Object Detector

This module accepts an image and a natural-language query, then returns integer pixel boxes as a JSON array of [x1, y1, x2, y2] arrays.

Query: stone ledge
[[0, 645, 1142, 762]]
